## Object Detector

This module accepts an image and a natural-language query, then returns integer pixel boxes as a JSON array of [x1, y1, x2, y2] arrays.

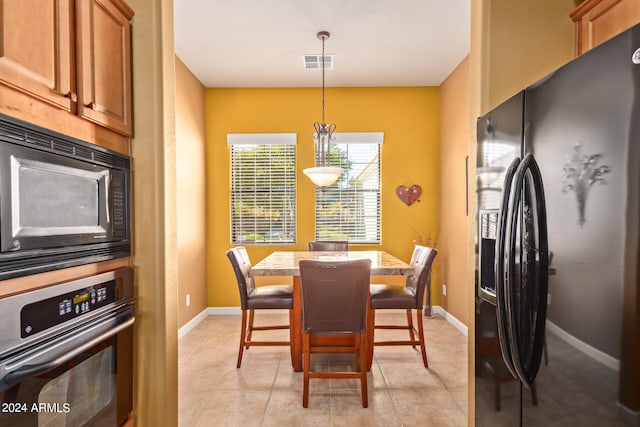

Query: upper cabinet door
[[571, 0, 640, 55], [0, 0, 74, 110], [76, 0, 134, 136]]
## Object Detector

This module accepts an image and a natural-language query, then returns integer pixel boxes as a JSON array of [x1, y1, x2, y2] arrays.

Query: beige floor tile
[[330, 389, 403, 427], [378, 361, 445, 389], [179, 313, 468, 426], [261, 389, 332, 427], [213, 359, 282, 390], [389, 388, 466, 427], [179, 359, 235, 394], [177, 388, 213, 424], [188, 389, 270, 427], [428, 360, 468, 389], [446, 387, 469, 415]]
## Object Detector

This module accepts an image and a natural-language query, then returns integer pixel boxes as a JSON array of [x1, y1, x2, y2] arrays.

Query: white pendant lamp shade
[[303, 166, 344, 187]]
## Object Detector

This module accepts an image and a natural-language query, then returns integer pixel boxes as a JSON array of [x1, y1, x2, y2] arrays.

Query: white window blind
[[315, 132, 383, 244], [228, 133, 296, 245]]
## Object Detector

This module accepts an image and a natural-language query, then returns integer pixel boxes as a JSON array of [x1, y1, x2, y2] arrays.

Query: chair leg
[[245, 309, 255, 349], [416, 308, 428, 368], [366, 309, 375, 371], [406, 309, 416, 349], [237, 310, 248, 368], [288, 309, 296, 365], [302, 333, 310, 408], [354, 338, 361, 373], [359, 332, 368, 408]]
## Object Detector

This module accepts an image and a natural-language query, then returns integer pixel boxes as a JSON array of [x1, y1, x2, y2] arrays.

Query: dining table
[[250, 250, 413, 372]]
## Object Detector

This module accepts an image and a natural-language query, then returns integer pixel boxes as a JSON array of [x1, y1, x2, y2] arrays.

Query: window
[[228, 133, 296, 245], [315, 132, 383, 244]]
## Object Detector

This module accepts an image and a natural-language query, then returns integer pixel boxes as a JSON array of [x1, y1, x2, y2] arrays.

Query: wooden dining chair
[[308, 240, 349, 251], [226, 247, 294, 368], [298, 259, 371, 408], [367, 245, 438, 369]]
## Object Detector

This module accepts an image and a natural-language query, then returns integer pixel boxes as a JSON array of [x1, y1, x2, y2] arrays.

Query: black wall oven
[[0, 113, 130, 280], [0, 268, 134, 426]]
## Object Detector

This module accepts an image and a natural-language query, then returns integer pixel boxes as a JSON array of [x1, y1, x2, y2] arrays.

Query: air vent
[[303, 54, 334, 70]]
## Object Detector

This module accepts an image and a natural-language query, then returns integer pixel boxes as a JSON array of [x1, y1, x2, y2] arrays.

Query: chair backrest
[[405, 245, 438, 307], [299, 259, 371, 335], [226, 246, 255, 310], [308, 241, 349, 251]]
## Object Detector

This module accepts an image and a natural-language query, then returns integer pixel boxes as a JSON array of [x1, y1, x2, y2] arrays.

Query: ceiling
[[174, 0, 470, 88]]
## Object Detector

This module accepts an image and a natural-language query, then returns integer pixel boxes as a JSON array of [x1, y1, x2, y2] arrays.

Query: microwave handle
[[2, 308, 134, 389]]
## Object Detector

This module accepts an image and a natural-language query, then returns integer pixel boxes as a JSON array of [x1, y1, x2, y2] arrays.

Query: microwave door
[[1, 152, 112, 252]]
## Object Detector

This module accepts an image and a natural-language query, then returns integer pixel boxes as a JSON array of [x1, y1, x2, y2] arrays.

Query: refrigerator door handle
[[506, 153, 549, 387], [523, 154, 549, 385], [495, 156, 521, 380]]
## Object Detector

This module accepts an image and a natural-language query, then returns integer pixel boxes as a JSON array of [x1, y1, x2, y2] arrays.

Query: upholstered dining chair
[[226, 247, 294, 368], [298, 259, 371, 408], [308, 240, 349, 251], [367, 245, 437, 369]]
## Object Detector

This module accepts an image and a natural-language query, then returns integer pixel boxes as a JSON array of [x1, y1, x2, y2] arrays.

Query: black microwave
[[0, 114, 130, 280]]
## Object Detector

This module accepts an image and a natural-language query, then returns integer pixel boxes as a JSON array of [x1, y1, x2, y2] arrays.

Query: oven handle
[[2, 307, 134, 389]]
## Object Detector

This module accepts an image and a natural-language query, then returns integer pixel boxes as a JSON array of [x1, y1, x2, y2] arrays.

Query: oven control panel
[[20, 280, 118, 338]]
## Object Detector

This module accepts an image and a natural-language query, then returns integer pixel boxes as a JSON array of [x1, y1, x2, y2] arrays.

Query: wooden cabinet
[[571, 0, 640, 55], [0, 0, 134, 136], [0, 0, 74, 111], [77, 0, 134, 136]]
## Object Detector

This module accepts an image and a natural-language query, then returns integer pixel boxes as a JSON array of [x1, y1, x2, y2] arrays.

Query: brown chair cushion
[[247, 284, 293, 309], [369, 284, 417, 310]]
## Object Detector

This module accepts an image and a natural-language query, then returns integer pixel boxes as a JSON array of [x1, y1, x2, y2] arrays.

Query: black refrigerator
[[475, 24, 640, 426]]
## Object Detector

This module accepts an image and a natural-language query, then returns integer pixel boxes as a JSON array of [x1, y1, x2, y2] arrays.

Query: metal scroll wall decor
[[561, 142, 610, 227]]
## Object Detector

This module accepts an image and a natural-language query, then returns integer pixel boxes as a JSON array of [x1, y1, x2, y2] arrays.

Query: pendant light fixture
[[303, 31, 344, 187]]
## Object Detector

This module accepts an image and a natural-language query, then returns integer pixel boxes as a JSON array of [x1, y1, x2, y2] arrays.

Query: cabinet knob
[[52, 90, 78, 103], [64, 91, 78, 102], [85, 101, 97, 111]]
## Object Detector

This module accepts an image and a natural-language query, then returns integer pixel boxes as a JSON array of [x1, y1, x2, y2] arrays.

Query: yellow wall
[[439, 56, 471, 326], [205, 87, 440, 307], [484, 0, 576, 111], [175, 56, 208, 328]]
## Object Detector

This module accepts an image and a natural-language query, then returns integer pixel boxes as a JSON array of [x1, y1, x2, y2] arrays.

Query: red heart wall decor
[[396, 185, 421, 206]]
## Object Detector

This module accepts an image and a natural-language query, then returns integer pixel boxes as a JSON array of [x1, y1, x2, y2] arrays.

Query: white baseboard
[[432, 305, 468, 336], [207, 307, 242, 315], [546, 320, 619, 371], [178, 308, 209, 339], [616, 402, 640, 427], [179, 306, 469, 338]]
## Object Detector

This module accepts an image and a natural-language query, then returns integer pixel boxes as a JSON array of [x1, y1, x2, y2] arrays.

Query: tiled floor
[[179, 311, 468, 427]]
